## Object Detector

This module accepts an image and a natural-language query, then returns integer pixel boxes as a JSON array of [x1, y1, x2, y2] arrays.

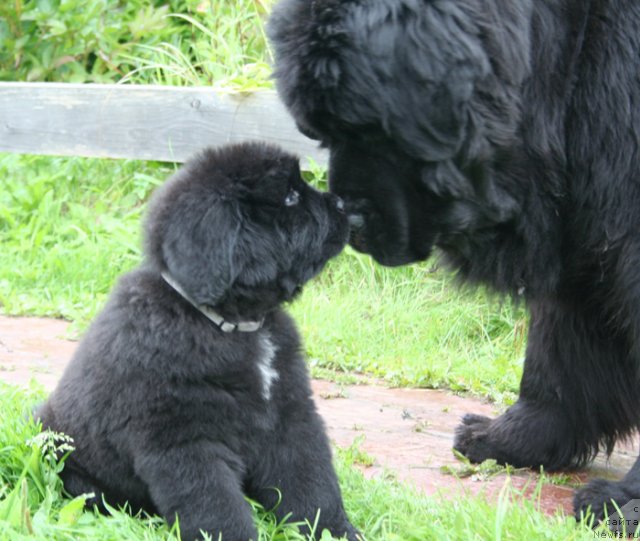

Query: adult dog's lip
[[348, 228, 368, 254]]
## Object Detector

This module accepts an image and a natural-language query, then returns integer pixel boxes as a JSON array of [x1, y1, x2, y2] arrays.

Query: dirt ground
[[0, 315, 636, 517]]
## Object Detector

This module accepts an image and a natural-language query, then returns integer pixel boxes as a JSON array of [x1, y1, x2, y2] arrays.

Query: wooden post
[[0, 82, 327, 167]]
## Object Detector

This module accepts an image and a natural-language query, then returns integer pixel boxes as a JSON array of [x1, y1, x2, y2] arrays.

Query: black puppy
[[37, 142, 359, 541], [268, 0, 640, 527]]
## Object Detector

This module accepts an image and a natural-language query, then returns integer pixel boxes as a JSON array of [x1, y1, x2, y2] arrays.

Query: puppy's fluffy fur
[[268, 0, 640, 525], [37, 142, 358, 541]]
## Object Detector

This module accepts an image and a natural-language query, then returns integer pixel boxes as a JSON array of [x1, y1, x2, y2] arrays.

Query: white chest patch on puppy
[[257, 333, 279, 401]]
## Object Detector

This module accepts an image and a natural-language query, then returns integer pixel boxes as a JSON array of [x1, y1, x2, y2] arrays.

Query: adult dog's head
[[144, 142, 348, 318], [269, 0, 532, 266]]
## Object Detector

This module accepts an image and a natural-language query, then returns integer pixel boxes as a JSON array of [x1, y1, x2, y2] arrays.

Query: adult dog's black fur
[[37, 142, 359, 541], [268, 0, 640, 524]]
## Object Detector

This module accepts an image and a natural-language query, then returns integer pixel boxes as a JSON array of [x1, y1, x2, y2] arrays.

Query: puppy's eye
[[284, 189, 300, 207]]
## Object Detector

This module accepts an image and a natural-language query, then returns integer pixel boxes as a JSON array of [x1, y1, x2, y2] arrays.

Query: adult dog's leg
[[135, 443, 256, 541], [573, 242, 640, 526], [248, 412, 360, 541], [454, 297, 638, 471]]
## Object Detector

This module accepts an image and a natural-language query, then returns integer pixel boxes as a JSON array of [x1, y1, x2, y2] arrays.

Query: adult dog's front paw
[[453, 413, 497, 463], [574, 478, 638, 533]]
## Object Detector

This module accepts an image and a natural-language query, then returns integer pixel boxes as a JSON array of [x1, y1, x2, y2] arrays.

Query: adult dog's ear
[[146, 194, 242, 307], [360, 2, 491, 162], [268, 0, 350, 124], [270, 0, 491, 160]]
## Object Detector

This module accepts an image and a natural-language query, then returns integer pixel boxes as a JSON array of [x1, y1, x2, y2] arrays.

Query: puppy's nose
[[334, 197, 345, 212]]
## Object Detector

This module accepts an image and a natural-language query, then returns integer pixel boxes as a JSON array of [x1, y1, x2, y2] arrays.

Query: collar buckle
[[220, 321, 237, 332]]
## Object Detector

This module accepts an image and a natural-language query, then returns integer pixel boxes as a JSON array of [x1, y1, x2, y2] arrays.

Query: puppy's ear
[[155, 196, 243, 307]]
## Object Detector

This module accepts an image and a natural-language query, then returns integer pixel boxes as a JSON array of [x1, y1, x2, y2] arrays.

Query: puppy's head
[[144, 142, 348, 317], [269, 0, 530, 265]]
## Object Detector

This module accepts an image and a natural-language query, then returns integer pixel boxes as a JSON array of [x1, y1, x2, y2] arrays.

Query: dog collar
[[161, 272, 264, 333]]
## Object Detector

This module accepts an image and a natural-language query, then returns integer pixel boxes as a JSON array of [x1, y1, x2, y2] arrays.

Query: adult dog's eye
[[284, 189, 300, 207]]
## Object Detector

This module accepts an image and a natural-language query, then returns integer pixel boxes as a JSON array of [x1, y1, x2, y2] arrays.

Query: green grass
[[292, 256, 525, 402], [0, 384, 601, 540], [0, 154, 170, 330], [1, 0, 273, 88]]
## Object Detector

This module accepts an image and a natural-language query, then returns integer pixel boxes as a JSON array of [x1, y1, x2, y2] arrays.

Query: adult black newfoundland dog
[[268, 0, 640, 524], [37, 143, 359, 541]]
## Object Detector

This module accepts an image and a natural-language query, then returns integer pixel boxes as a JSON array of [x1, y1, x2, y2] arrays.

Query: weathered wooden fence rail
[[0, 82, 327, 167]]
